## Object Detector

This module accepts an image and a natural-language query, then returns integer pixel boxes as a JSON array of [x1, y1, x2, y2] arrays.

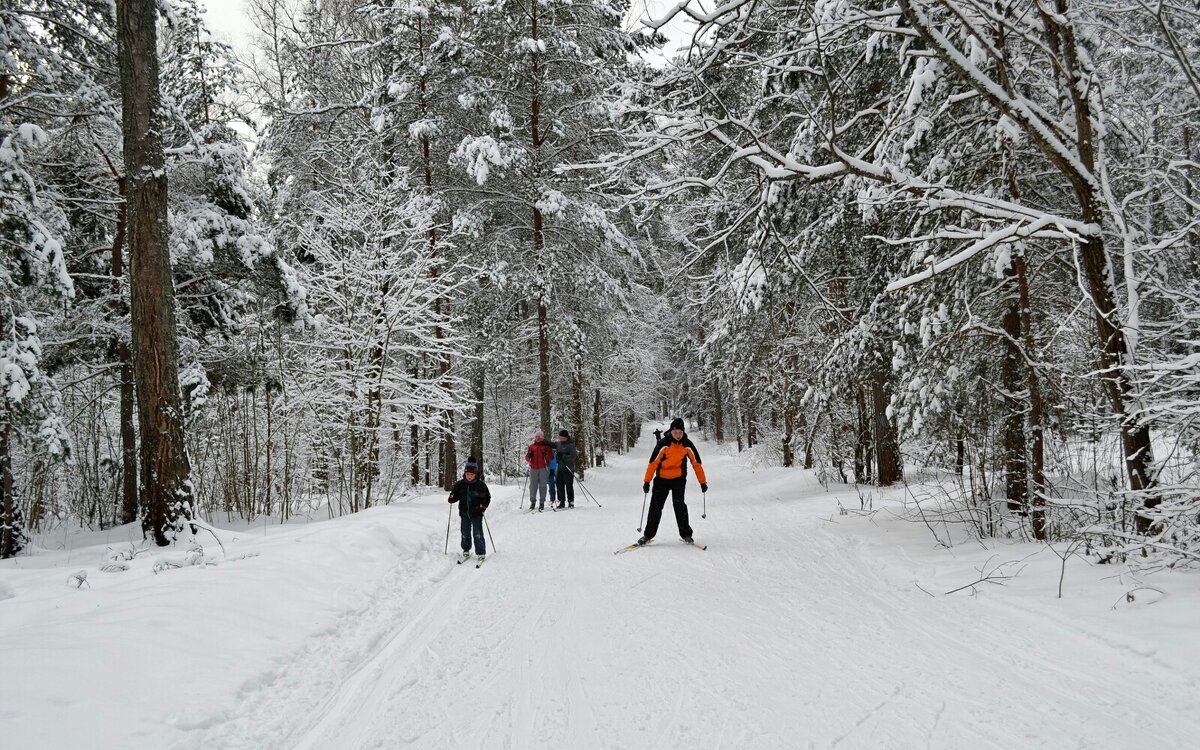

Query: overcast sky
[[200, 0, 695, 58]]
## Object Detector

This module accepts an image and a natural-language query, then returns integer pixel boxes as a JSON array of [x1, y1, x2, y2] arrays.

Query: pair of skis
[[614, 540, 705, 552], [456, 553, 487, 568]]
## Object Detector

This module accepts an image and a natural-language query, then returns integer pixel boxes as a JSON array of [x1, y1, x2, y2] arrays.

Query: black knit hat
[[464, 457, 479, 474], [559, 430, 570, 439], [669, 417, 685, 431]]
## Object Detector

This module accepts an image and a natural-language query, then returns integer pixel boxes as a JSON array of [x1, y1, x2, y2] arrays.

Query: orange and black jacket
[[644, 435, 707, 484]]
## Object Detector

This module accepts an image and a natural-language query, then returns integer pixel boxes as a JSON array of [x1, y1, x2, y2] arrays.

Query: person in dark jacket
[[639, 417, 707, 545], [555, 430, 578, 508], [448, 457, 490, 561]]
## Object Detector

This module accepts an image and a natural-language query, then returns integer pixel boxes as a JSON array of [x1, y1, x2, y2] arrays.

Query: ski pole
[[585, 480, 601, 506], [444, 505, 452, 555], [563, 466, 602, 507], [483, 515, 496, 553], [638, 492, 648, 532], [519, 470, 529, 510], [702, 488, 707, 519], [578, 480, 602, 508]]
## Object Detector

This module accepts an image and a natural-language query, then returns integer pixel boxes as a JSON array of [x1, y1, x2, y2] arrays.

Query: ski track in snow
[[182, 443, 1200, 750]]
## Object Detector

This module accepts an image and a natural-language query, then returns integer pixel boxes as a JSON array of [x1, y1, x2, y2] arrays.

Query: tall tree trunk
[[955, 432, 965, 477], [471, 365, 485, 477], [572, 366, 586, 479], [410, 365, 421, 486], [872, 369, 902, 485], [1041, 0, 1156, 530], [1, 413, 24, 559], [424, 424, 432, 486], [712, 380, 725, 443], [117, 0, 194, 544], [593, 388, 602, 465], [119, 352, 137, 524], [110, 175, 138, 526], [801, 413, 815, 469], [782, 408, 795, 467], [854, 388, 871, 483], [530, 1, 552, 436], [416, 17, 456, 492], [1013, 250, 1048, 540], [441, 414, 456, 492], [410, 422, 420, 486], [1000, 274, 1028, 514]]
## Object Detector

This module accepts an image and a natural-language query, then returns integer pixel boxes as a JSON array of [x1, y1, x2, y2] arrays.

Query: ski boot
[[682, 536, 694, 545], [636, 536, 651, 546]]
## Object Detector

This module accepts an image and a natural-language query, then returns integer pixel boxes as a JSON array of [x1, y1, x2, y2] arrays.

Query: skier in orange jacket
[[638, 418, 707, 545]]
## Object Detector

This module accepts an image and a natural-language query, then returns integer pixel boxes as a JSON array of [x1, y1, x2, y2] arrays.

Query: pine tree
[[116, 0, 195, 544]]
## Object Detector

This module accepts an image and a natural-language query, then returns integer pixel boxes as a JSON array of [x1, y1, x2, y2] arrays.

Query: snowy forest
[[5, 0, 1200, 746], [6, 0, 1198, 562]]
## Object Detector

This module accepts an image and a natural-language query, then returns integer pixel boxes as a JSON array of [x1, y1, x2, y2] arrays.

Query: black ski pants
[[643, 477, 692, 540], [556, 469, 575, 506]]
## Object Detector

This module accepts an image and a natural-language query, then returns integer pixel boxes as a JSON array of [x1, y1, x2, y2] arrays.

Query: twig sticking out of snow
[[105, 543, 150, 563], [67, 570, 90, 588], [1111, 587, 1167, 610], [943, 555, 1023, 595], [187, 518, 226, 557], [152, 544, 211, 574]]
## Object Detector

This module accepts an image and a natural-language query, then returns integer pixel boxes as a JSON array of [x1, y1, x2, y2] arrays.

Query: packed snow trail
[[188, 439, 1199, 749]]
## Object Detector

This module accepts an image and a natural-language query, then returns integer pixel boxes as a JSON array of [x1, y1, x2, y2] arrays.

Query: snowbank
[[0, 493, 474, 748]]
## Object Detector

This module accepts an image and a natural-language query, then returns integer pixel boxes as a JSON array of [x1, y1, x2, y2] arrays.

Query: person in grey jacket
[[554, 430, 578, 509]]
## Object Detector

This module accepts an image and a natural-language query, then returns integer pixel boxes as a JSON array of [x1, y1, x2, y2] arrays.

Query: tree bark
[[801, 413, 815, 470], [571, 366, 585, 479], [593, 388, 602, 465], [417, 17, 456, 492], [1, 415, 22, 558], [712, 380, 725, 443], [1000, 273, 1028, 514], [471, 365, 485, 478], [855, 388, 871, 483], [111, 175, 138, 526], [530, 1, 552, 437], [119, 352, 137, 524], [117, 0, 194, 544], [782, 408, 795, 467], [872, 369, 902, 485], [1013, 250, 1048, 540], [410, 365, 421, 486]]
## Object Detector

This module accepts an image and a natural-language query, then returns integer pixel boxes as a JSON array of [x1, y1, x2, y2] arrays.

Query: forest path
[[188, 438, 1200, 749]]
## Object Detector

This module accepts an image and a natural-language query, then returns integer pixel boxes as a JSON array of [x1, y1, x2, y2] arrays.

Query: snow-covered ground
[[2, 435, 1198, 749]]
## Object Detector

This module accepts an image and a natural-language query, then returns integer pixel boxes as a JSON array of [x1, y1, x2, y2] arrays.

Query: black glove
[[701, 483, 709, 493], [642, 482, 650, 494]]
